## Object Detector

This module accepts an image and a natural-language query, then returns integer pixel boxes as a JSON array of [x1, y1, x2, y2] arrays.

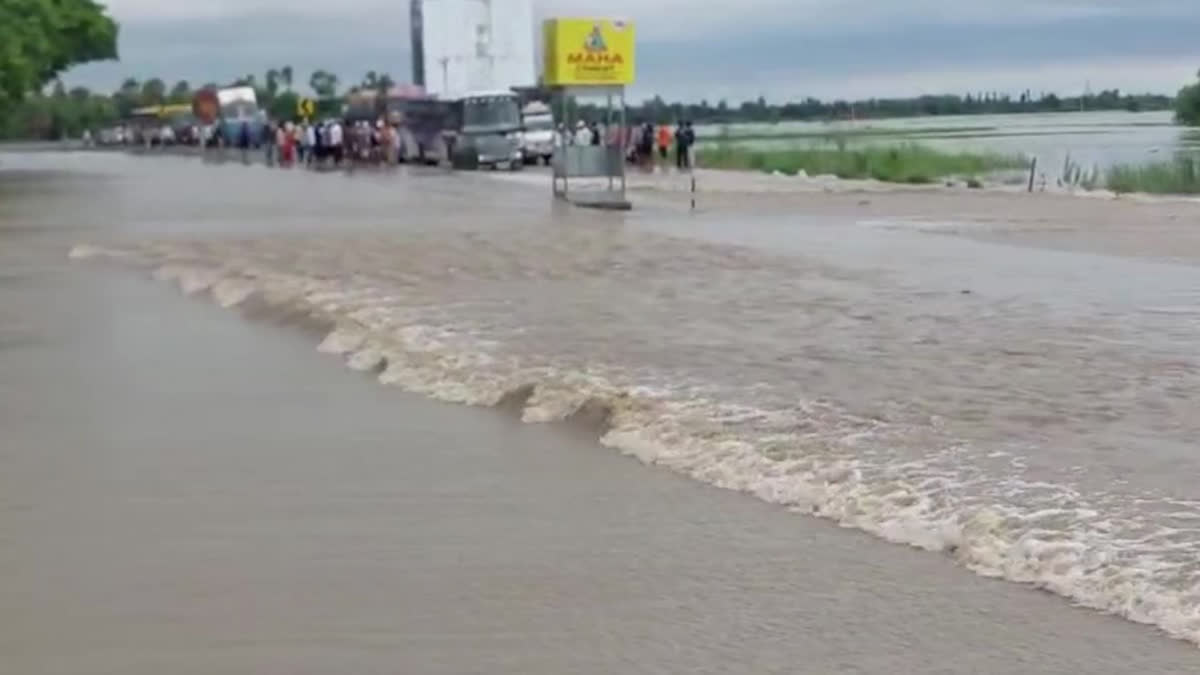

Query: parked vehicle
[[215, 86, 266, 148], [97, 126, 127, 146], [386, 95, 452, 164], [345, 87, 451, 164], [520, 101, 555, 165], [442, 90, 524, 171]]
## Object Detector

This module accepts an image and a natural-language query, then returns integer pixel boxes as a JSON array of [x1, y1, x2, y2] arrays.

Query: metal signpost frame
[[551, 85, 628, 209]]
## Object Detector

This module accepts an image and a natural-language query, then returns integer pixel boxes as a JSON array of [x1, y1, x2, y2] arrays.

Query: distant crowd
[[214, 118, 409, 167], [89, 112, 702, 172]]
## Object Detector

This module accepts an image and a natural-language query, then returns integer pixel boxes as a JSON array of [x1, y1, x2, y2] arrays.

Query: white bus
[[443, 89, 524, 170]]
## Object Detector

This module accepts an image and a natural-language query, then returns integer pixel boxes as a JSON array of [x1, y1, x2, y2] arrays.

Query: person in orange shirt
[[656, 124, 671, 161]]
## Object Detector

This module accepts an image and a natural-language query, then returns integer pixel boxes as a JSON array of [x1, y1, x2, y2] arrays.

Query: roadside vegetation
[[696, 142, 1026, 184], [0, 0, 117, 135], [1107, 157, 1200, 195], [708, 126, 998, 144]]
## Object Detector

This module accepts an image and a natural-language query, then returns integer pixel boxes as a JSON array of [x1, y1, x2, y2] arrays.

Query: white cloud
[[101, 0, 1199, 39], [75, 0, 1200, 99]]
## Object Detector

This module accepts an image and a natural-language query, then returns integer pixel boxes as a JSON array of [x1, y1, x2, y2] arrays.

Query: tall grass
[[1106, 156, 1200, 195], [696, 143, 1025, 184]]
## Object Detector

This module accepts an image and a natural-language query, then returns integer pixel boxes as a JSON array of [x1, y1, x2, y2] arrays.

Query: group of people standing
[[560, 119, 699, 171], [634, 121, 696, 170], [258, 118, 408, 168]]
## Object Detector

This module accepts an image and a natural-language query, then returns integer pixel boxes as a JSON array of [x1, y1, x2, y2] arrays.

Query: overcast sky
[[66, 0, 1200, 101]]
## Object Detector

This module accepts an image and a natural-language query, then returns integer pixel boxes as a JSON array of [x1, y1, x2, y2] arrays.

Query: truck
[[520, 101, 555, 165], [213, 86, 266, 147]]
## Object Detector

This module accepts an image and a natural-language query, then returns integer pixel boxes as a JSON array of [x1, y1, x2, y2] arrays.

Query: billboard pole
[[410, 0, 425, 87]]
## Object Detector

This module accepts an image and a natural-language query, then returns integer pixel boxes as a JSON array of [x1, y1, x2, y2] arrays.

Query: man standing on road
[[675, 121, 696, 171], [303, 123, 316, 166], [237, 122, 251, 163], [657, 123, 671, 163], [674, 121, 686, 170], [263, 119, 277, 166], [328, 120, 344, 165], [683, 121, 696, 170]]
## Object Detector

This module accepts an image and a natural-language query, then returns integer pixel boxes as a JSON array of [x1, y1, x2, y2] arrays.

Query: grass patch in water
[[707, 125, 996, 143], [696, 143, 1026, 184], [1106, 156, 1200, 194]]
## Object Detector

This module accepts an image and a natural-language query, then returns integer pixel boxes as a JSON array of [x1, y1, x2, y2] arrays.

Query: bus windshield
[[220, 101, 258, 120], [462, 96, 520, 131], [524, 116, 554, 132]]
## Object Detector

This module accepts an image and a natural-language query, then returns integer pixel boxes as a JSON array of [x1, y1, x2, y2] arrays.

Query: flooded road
[[3, 151, 1200, 673]]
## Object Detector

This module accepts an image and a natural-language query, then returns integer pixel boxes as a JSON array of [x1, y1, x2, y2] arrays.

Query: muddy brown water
[[3, 151, 1200, 673]]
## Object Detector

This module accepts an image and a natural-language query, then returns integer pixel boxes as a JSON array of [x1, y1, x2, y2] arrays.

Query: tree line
[[0, 67, 403, 140], [3, 77, 1187, 141], [583, 89, 1175, 126]]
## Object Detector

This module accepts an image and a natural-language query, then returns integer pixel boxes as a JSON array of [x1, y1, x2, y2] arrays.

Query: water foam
[[72, 241, 1200, 646]]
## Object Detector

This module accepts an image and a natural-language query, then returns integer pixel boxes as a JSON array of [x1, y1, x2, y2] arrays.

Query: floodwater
[[3, 150, 1200, 673], [703, 110, 1200, 169]]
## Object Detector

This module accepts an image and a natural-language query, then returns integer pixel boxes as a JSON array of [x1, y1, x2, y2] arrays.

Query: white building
[[412, 0, 536, 97]]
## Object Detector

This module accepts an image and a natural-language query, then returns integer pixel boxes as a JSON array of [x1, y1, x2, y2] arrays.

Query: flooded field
[[4, 150, 1200, 673], [702, 110, 1200, 169]]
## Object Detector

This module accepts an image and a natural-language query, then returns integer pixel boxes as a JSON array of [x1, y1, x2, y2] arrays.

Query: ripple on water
[[70, 229, 1200, 645]]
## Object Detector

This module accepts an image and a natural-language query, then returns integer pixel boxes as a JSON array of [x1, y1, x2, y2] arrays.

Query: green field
[[696, 143, 1027, 184], [702, 126, 997, 144]]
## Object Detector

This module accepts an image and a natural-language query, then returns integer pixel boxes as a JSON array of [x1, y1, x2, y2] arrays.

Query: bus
[[391, 97, 453, 164], [442, 90, 524, 170], [126, 104, 195, 145], [344, 87, 451, 164]]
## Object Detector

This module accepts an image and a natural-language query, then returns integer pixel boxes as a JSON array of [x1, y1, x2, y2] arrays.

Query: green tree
[[0, 0, 118, 116], [376, 73, 395, 96], [140, 78, 165, 106], [169, 80, 191, 103], [113, 77, 139, 116], [309, 70, 339, 98], [1176, 70, 1200, 126], [268, 90, 300, 122], [265, 68, 281, 100], [280, 65, 294, 91]]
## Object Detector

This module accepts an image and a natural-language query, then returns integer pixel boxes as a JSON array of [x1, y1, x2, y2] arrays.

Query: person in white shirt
[[328, 121, 344, 164], [388, 123, 402, 164], [573, 120, 592, 146], [303, 124, 316, 165]]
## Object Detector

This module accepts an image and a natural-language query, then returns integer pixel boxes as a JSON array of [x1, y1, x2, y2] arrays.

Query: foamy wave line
[[71, 244, 1200, 646]]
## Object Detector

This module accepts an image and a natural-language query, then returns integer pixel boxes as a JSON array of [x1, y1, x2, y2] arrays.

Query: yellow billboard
[[543, 18, 636, 87]]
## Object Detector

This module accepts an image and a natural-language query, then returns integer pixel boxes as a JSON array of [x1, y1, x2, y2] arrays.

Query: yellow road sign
[[543, 18, 636, 86], [297, 98, 316, 119]]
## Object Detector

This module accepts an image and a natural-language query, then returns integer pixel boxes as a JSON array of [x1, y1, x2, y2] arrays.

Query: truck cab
[[520, 101, 555, 165]]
